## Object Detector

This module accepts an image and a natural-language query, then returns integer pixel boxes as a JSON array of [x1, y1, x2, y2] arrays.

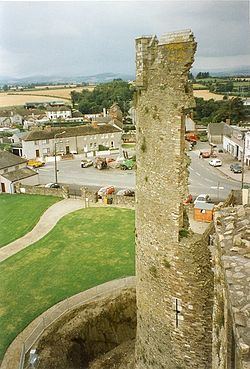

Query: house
[[0, 150, 39, 193], [207, 122, 225, 144], [223, 124, 250, 165], [0, 111, 23, 127], [11, 132, 28, 157], [46, 106, 72, 120], [22, 124, 122, 160]]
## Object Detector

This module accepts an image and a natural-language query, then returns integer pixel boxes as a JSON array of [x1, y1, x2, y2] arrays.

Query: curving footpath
[[0, 198, 85, 263]]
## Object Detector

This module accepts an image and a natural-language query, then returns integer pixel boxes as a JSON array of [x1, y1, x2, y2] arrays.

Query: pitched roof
[[1, 167, 37, 182], [23, 124, 121, 142], [0, 151, 27, 169], [46, 106, 71, 112]]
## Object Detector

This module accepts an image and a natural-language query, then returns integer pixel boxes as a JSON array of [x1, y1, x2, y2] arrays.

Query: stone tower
[[135, 30, 213, 369]]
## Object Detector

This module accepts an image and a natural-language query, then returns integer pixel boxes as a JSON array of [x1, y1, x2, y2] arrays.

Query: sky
[[0, 0, 249, 78]]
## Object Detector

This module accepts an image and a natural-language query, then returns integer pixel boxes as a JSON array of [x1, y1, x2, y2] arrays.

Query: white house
[[22, 124, 122, 160], [223, 125, 250, 166], [0, 151, 39, 193], [46, 106, 72, 120]]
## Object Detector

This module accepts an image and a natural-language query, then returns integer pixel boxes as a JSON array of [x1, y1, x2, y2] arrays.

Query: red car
[[183, 194, 193, 205]]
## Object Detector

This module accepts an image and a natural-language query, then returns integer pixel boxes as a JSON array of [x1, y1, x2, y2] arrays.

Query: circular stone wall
[[35, 288, 136, 369]]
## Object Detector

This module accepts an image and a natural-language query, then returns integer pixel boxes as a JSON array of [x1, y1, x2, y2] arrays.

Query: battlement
[[158, 29, 194, 45]]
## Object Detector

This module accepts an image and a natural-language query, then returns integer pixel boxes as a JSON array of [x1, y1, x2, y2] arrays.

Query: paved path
[[0, 198, 85, 263]]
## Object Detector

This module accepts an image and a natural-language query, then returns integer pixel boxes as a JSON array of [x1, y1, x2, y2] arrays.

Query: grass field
[[0, 194, 60, 247], [0, 207, 135, 361]]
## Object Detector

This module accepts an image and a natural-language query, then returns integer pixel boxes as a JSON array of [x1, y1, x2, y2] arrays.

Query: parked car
[[45, 183, 60, 188], [209, 159, 222, 167], [97, 186, 115, 196], [116, 189, 135, 197], [183, 194, 193, 205], [194, 194, 212, 205], [81, 160, 93, 168], [230, 163, 242, 173], [27, 160, 45, 168], [201, 151, 210, 158]]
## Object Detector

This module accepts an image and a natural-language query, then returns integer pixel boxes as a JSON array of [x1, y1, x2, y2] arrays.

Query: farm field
[[0, 194, 60, 247], [0, 93, 70, 107], [0, 86, 95, 107], [193, 89, 232, 100], [0, 207, 135, 361]]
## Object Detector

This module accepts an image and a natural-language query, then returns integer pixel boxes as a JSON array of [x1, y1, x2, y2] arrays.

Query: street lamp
[[241, 132, 246, 190], [54, 131, 65, 184]]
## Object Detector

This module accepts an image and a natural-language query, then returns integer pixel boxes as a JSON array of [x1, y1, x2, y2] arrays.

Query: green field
[[0, 207, 135, 361], [0, 194, 61, 247]]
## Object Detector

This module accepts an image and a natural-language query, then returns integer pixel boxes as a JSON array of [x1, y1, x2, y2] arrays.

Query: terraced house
[[22, 124, 122, 160]]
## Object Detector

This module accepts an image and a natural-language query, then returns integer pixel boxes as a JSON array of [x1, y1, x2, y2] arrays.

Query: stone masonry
[[213, 206, 250, 369], [135, 30, 214, 369]]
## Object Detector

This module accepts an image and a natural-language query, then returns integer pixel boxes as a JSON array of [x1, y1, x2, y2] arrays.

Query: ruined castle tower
[[135, 30, 213, 369]]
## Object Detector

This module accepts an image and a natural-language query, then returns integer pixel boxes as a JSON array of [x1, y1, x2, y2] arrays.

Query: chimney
[[92, 121, 98, 128], [103, 108, 107, 117], [226, 118, 231, 125]]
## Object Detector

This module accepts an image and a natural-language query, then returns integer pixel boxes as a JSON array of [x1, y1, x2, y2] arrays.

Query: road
[[188, 149, 240, 201], [37, 152, 241, 201]]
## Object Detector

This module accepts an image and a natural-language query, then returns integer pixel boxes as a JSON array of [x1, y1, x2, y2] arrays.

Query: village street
[[37, 145, 243, 201]]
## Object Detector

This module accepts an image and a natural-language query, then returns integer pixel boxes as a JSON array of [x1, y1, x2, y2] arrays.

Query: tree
[[2, 84, 8, 91], [73, 80, 135, 115]]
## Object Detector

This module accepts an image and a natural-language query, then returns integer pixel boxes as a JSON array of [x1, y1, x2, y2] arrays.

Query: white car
[[209, 159, 222, 167], [194, 194, 212, 205]]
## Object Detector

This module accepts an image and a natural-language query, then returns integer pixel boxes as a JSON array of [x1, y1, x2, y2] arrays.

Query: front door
[[66, 146, 70, 154], [1, 183, 6, 193], [35, 149, 40, 158]]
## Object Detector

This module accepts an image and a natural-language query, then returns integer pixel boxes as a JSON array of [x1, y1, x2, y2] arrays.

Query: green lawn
[[0, 194, 60, 247], [0, 207, 135, 361]]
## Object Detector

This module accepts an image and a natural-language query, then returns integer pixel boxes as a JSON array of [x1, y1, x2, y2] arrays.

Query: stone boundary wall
[[0, 277, 136, 369], [15, 183, 69, 198]]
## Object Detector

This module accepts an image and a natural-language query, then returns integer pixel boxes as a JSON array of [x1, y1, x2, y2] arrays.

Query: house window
[[42, 139, 49, 144], [90, 143, 93, 148], [15, 165, 19, 170], [94, 142, 97, 148], [43, 148, 50, 154], [34, 140, 39, 145], [110, 141, 114, 148], [4, 168, 8, 173]]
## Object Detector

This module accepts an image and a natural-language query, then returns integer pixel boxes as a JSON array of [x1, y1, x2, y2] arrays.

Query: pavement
[[0, 198, 85, 263]]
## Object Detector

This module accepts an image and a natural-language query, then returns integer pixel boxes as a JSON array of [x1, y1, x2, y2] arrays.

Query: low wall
[[15, 183, 69, 198], [80, 187, 135, 208]]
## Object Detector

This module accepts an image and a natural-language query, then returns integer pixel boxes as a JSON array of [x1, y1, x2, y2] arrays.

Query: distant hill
[[0, 73, 135, 86], [192, 66, 250, 77]]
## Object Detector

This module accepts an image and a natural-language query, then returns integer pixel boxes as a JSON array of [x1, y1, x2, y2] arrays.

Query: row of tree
[[71, 79, 134, 114]]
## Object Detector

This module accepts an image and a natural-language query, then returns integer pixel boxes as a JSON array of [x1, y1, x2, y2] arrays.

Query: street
[[37, 148, 241, 201]]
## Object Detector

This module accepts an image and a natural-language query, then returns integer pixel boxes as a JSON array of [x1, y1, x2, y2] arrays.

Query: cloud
[[0, 1, 249, 78]]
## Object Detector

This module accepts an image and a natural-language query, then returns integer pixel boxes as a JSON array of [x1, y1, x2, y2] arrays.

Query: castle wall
[[135, 30, 213, 369]]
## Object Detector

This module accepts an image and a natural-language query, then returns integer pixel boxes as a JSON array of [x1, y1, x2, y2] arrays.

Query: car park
[[230, 163, 242, 173], [194, 194, 212, 205], [45, 183, 61, 188], [97, 186, 115, 196], [209, 159, 222, 167]]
